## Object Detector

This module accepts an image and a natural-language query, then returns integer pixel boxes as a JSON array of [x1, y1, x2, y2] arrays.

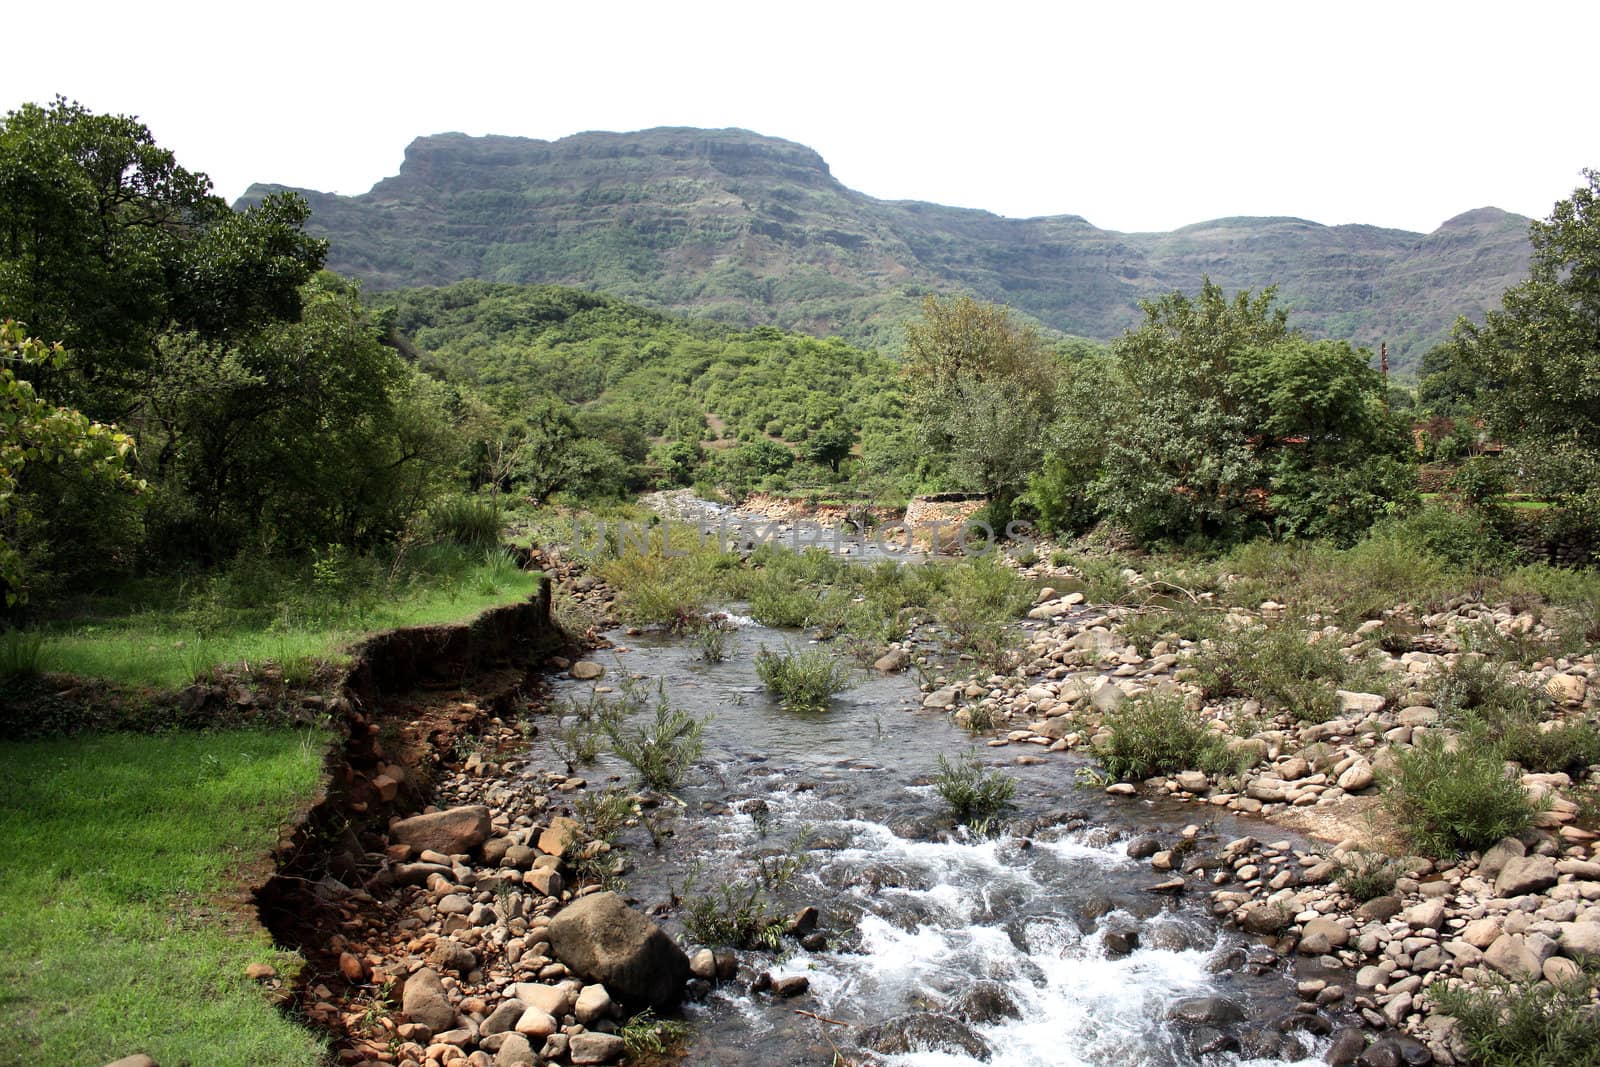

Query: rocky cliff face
[[241, 128, 1532, 369]]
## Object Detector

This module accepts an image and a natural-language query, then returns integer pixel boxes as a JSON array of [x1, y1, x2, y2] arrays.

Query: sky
[[6, 0, 1596, 234]]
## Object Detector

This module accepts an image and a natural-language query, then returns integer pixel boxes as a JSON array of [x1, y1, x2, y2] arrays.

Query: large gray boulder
[[391, 805, 491, 855], [401, 966, 457, 1031], [547, 891, 690, 1009]]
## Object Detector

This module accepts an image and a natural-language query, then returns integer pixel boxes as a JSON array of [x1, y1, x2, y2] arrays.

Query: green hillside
[[241, 127, 1533, 371]]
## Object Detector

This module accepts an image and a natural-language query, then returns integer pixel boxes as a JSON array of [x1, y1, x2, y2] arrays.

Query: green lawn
[[0, 729, 329, 1066], [11, 546, 543, 689]]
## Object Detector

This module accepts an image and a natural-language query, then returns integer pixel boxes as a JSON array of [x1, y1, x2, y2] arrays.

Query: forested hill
[[239, 127, 1533, 371]]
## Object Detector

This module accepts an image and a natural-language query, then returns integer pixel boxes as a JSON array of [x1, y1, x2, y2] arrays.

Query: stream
[[526, 606, 1340, 1066]]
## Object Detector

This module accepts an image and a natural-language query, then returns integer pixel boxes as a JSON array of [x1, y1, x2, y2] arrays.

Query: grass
[[1380, 731, 1543, 857], [603, 680, 707, 791], [1097, 692, 1241, 781], [754, 645, 857, 712], [933, 751, 1017, 833], [1331, 849, 1403, 902], [0, 728, 328, 1067], [9, 546, 542, 690], [1192, 623, 1382, 723]]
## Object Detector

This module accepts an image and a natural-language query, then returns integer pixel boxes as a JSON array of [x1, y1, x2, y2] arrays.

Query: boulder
[[547, 891, 690, 1009], [1299, 917, 1350, 954], [537, 816, 582, 858], [570, 661, 604, 681], [1336, 691, 1386, 716], [1496, 855, 1558, 897], [568, 1031, 626, 1065], [574, 983, 613, 1024], [401, 967, 457, 1032], [493, 1033, 536, 1067], [1558, 921, 1600, 962], [1483, 933, 1541, 980], [390, 806, 491, 855], [857, 1013, 992, 1061]]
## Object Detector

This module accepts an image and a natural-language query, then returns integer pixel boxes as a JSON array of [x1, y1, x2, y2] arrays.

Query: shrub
[[691, 616, 734, 663], [1498, 717, 1600, 776], [934, 751, 1017, 833], [1098, 692, 1238, 780], [754, 645, 856, 711], [427, 495, 503, 548], [678, 838, 807, 949], [747, 572, 819, 628], [1381, 732, 1541, 856], [603, 682, 706, 790], [1371, 502, 1512, 574], [1429, 970, 1600, 1067], [1192, 624, 1358, 723], [1331, 849, 1403, 902]]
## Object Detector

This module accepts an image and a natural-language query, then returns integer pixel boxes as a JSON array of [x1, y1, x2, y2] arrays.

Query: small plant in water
[[934, 751, 1017, 833], [603, 680, 707, 790], [691, 615, 735, 663], [755, 644, 856, 712], [618, 1009, 692, 1057]]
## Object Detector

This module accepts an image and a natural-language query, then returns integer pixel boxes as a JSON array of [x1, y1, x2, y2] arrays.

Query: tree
[[804, 419, 856, 473], [902, 296, 1057, 514], [0, 98, 325, 418], [1449, 169, 1600, 515], [1, 322, 141, 603]]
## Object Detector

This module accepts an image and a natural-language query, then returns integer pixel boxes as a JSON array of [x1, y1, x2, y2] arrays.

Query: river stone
[[1298, 917, 1349, 954], [401, 967, 456, 1032], [103, 1058, 159, 1067], [1337, 759, 1376, 792], [390, 805, 491, 855], [1336, 691, 1386, 716], [689, 948, 716, 979], [1168, 996, 1245, 1026], [1356, 1034, 1433, 1066], [1478, 836, 1526, 879], [1546, 673, 1586, 704], [547, 891, 690, 1009], [1326, 1027, 1368, 1065], [481, 998, 525, 1036], [575, 983, 613, 1024], [514, 1005, 558, 1038], [874, 648, 909, 672], [514, 981, 575, 1017], [537, 816, 582, 858], [1559, 921, 1600, 962], [1484, 933, 1541, 979], [570, 661, 604, 680], [1404, 900, 1447, 932], [1237, 901, 1292, 934], [1496, 855, 1558, 897], [856, 1013, 992, 1061], [1358, 896, 1404, 922], [568, 1031, 626, 1065], [492, 1033, 535, 1067], [427, 938, 477, 973], [956, 980, 1023, 1024]]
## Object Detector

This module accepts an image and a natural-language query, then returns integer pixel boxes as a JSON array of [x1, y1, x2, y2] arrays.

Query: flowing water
[[529, 604, 1342, 1067]]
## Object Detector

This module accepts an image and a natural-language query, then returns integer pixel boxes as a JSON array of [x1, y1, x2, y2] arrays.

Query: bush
[[1371, 502, 1512, 573], [1097, 692, 1238, 780], [1331, 849, 1403, 902], [1498, 717, 1600, 776], [691, 616, 734, 663], [747, 572, 819, 628], [1192, 624, 1362, 723], [603, 682, 706, 790], [1429, 969, 1600, 1067], [934, 751, 1017, 832], [1381, 732, 1541, 856], [1431, 658, 1600, 773], [754, 645, 856, 711], [427, 495, 503, 548]]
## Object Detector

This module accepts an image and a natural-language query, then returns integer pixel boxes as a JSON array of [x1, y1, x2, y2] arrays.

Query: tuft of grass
[[0, 729, 329, 1066], [1331, 849, 1404, 902], [691, 616, 735, 663], [618, 1009, 692, 1058], [1192, 624, 1378, 723], [678, 837, 808, 950], [754, 645, 856, 712], [1097, 691, 1241, 781], [1380, 731, 1542, 857], [933, 751, 1017, 833], [603, 681, 707, 791], [1429, 969, 1600, 1067], [426, 494, 503, 548]]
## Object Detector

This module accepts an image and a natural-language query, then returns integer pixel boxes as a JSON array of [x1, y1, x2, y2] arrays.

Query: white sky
[[5, 0, 1595, 234]]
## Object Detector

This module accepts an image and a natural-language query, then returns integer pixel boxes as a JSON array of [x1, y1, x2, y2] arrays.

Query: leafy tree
[[1, 322, 141, 603], [737, 438, 794, 476], [0, 98, 325, 417], [804, 419, 856, 473], [902, 296, 1056, 512], [1449, 169, 1600, 516]]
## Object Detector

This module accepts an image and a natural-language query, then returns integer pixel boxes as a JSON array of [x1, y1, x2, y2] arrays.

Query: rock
[[1126, 835, 1162, 859], [1356, 1034, 1433, 1066], [390, 806, 492, 855], [1299, 917, 1350, 955], [401, 967, 457, 1032], [1546, 673, 1586, 704], [1336, 691, 1387, 716], [513, 1006, 558, 1039], [481, 999, 526, 1037], [1461, 917, 1501, 949], [523, 866, 564, 897], [103, 1058, 159, 1067], [1090, 681, 1126, 714], [493, 1033, 535, 1067], [1483, 933, 1541, 980], [1404, 900, 1447, 932], [574, 983, 613, 1024], [874, 648, 909, 672], [1167, 996, 1245, 1025], [1175, 770, 1210, 793], [1358, 896, 1404, 922], [956, 980, 1023, 1024], [546, 891, 691, 1009], [923, 687, 959, 709], [1237, 902, 1292, 934], [689, 948, 717, 979], [1478, 836, 1526, 879], [428, 939, 477, 974], [1558, 921, 1600, 962], [568, 1031, 626, 1065], [570, 661, 604, 681], [857, 1013, 992, 1061], [1337, 759, 1375, 792], [1326, 1027, 1368, 1066], [1102, 926, 1139, 957], [1496, 855, 1558, 897], [515, 982, 575, 1017], [537, 816, 582, 858], [770, 974, 810, 997]]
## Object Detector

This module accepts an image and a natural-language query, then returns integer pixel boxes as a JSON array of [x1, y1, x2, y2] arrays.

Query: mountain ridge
[[240, 127, 1533, 369]]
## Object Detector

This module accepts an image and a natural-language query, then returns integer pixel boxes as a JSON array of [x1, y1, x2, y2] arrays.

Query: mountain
[[239, 128, 1533, 371]]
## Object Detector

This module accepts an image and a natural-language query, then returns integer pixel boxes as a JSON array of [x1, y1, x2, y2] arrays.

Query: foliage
[[0, 322, 142, 603], [1429, 969, 1600, 1067], [426, 494, 504, 549], [1331, 849, 1403, 902], [679, 836, 809, 949], [754, 644, 856, 711], [902, 295, 1058, 509], [618, 1010, 692, 1058], [1380, 731, 1541, 856], [1447, 170, 1600, 518], [691, 616, 735, 663], [602, 680, 706, 790], [1097, 692, 1238, 780], [933, 751, 1017, 833], [1193, 624, 1366, 723]]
